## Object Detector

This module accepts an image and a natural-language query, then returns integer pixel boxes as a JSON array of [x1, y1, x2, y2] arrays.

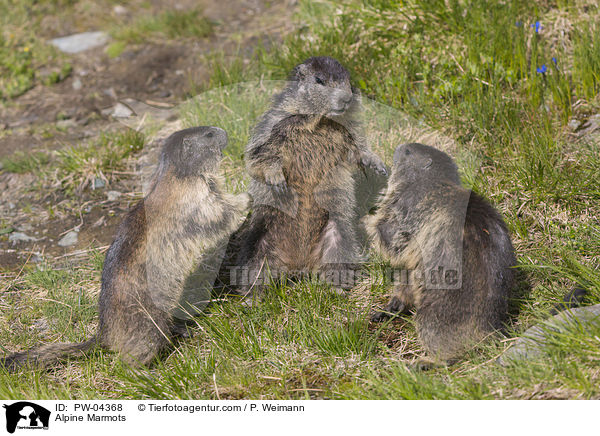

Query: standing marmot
[[228, 56, 386, 297], [2, 126, 249, 370], [365, 143, 516, 364]]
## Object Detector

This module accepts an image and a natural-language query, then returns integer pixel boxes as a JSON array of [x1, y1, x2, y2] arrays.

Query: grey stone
[[9, 232, 39, 244], [50, 31, 109, 54], [568, 119, 580, 131], [498, 304, 600, 365], [17, 223, 33, 232], [576, 114, 600, 137], [58, 230, 79, 247], [103, 87, 118, 100], [111, 102, 134, 118], [120, 98, 175, 121], [106, 190, 121, 201], [93, 177, 106, 189], [56, 119, 77, 129], [113, 5, 127, 15], [72, 77, 83, 91], [31, 253, 45, 263]]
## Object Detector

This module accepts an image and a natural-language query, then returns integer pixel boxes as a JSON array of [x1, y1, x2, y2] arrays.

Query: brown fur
[[365, 143, 516, 364], [2, 127, 249, 371], [224, 56, 386, 297]]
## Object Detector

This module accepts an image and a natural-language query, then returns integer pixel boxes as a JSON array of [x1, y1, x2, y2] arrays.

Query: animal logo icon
[[2, 402, 50, 434]]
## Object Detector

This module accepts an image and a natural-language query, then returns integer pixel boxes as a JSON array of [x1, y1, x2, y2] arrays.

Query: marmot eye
[[405, 149, 411, 155], [315, 76, 325, 85], [206, 131, 214, 138]]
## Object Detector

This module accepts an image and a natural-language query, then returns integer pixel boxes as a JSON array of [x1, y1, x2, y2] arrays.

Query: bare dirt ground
[[0, 0, 296, 270]]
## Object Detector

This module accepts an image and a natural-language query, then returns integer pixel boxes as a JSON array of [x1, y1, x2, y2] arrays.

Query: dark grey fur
[[365, 143, 516, 363]]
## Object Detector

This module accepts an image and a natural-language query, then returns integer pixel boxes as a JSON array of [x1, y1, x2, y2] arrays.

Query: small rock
[[93, 177, 106, 189], [104, 87, 118, 100], [568, 119, 580, 131], [576, 114, 600, 137], [8, 115, 39, 128], [9, 232, 39, 244], [111, 102, 134, 118], [50, 31, 109, 54], [106, 190, 121, 201], [56, 119, 77, 129], [58, 230, 79, 247], [498, 304, 600, 365], [31, 253, 45, 263], [113, 5, 127, 15], [17, 223, 33, 232], [72, 77, 83, 91]]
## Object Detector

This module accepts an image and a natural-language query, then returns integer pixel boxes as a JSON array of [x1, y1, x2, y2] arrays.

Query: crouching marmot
[[365, 143, 516, 365]]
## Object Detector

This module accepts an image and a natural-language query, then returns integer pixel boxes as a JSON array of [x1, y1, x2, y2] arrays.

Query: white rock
[[72, 77, 83, 91], [106, 190, 122, 201], [112, 102, 134, 118], [58, 230, 79, 247], [92, 177, 106, 189], [9, 232, 39, 244], [113, 5, 127, 15], [50, 31, 109, 54]]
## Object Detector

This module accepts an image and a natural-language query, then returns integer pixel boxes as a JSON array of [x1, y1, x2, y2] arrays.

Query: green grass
[[110, 7, 214, 45], [0, 129, 145, 195], [0, 0, 74, 100], [51, 129, 145, 194], [0, 151, 51, 174], [1, 0, 600, 399]]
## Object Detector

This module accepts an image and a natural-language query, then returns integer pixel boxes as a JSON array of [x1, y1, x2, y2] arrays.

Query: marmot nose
[[335, 93, 352, 109]]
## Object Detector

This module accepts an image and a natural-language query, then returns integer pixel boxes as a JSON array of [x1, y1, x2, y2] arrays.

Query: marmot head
[[285, 56, 354, 117], [160, 126, 228, 178], [392, 143, 460, 185]]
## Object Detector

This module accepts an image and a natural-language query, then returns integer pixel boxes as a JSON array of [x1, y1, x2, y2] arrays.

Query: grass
[[0, 151, 50, 174], [51, 129, 145, 194], [0, 129, 145, 195], [1, 0, 600, 399], [0, 0, 73, 100], [109, 7, 214, 47]]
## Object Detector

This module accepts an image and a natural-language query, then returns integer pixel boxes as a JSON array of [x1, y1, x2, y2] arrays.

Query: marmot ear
[[422, 158, 433, 169]]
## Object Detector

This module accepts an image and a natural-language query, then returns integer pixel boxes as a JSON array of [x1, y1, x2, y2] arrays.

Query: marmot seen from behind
[[365, 143, 516, 365]]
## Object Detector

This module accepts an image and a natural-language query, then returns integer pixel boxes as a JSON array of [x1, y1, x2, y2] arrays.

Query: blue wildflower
[[552, 57, 557, 65], [530, 21, 542, 33], [536, 64, 547, 74], [515, 21, 522, 27]]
